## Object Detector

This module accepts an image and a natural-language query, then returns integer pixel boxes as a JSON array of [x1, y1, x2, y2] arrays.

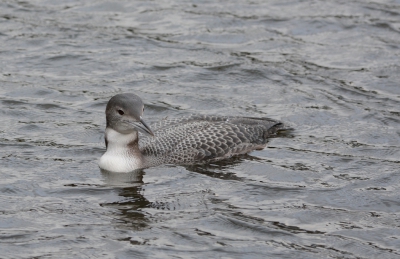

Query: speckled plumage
[[99, 93, 287, 172], [139, 114, 285, 167]]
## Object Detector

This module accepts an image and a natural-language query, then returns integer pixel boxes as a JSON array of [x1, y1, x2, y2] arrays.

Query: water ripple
[[0, 0, 399, 258]]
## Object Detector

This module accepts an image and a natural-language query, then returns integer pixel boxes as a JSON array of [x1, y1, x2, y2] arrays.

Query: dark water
[[1, 0, 400, 258]]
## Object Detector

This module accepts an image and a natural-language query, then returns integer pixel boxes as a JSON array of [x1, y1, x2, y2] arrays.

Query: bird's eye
[[117, 109, 124, 115]]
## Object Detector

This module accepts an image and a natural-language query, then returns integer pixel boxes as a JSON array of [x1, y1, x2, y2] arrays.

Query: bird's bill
[[131, 118, 154, 136]]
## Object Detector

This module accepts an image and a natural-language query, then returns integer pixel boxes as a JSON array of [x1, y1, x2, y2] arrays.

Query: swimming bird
[[99, 93, 287, 173]]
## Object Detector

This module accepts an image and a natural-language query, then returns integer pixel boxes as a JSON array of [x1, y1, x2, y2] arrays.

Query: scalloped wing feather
[[139, 115, 284, 166]]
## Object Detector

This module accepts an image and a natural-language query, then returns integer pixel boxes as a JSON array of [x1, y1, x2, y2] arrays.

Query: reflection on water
[[1, 0, 400, 258], [100, 170, 150, 231], [101, 169, 145, 187]]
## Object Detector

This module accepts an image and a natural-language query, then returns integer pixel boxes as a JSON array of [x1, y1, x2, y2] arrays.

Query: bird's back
[[139, 114, 285, 167]]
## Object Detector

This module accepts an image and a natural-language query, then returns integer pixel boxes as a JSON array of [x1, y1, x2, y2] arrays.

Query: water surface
[[1, 0, 400, 258]]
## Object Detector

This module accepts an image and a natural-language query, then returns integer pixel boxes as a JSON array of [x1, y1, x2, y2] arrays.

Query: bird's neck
[[99, 128, 144, 172], [105, 128, 140, 152]]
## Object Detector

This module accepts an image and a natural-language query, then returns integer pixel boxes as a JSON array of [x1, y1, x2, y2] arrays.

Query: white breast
[[98, 128, 143, 172], [99, 152, 142, 172]]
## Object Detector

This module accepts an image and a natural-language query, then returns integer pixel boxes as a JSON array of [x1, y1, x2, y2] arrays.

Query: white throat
[[98, 128, 143, 172]]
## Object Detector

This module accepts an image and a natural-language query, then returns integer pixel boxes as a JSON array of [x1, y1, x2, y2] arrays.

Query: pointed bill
[[131, 117, 154, 136]]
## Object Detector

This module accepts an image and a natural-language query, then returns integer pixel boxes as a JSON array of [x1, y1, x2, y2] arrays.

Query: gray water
[[1, 0, 400, 258]]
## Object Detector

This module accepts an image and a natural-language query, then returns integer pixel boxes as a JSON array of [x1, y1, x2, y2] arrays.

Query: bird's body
[[99, 93, 287, 173], [139, 114, 283, 167]]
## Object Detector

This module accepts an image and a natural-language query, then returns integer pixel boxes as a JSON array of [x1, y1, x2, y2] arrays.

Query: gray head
[[105, 93, 154, 136]]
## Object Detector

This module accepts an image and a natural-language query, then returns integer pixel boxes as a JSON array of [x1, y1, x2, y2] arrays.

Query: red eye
[[117, 109, 124, 115]]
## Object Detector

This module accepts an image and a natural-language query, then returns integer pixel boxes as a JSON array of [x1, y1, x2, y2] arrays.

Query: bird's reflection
[[100, 169, 150, 231], [98, 144, 291, 232], [101, 169, 145, 187], [184, 156, 246, 181]]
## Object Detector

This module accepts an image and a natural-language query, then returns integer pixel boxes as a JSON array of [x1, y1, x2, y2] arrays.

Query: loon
[[99, 93, 287, 173]]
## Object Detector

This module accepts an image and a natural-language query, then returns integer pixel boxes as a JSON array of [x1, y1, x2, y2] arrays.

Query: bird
[[98, 93, 288, 173]]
